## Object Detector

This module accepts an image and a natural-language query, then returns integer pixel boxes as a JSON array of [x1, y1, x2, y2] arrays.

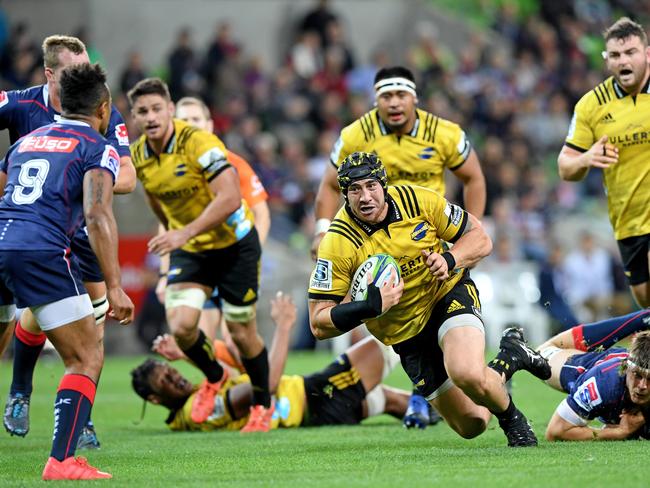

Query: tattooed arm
[[83, 168, 134, 324]]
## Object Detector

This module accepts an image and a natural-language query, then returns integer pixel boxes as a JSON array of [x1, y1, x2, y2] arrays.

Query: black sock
[[241, 347, 271, 408], [492, 395, 517, 424], [10, 322, 46, 396], [488, 351, 515, 383], [181, 330, 224, 384]]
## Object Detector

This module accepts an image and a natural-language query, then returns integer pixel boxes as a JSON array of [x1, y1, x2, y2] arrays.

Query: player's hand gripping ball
[[350, 254, 401, 301]]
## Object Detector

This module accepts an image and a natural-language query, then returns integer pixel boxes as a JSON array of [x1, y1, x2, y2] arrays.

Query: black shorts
[[392, 273, 483, 400], [167, 229, 261, 306], [617, 234, 650, 285], [302, 353, 366, 427]]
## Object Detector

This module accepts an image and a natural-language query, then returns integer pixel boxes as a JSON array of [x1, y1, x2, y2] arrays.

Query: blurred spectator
[[538, 241, 579, 331], [167, 27, 202, 100], [299, 0, 338, 47], [563, 232, 614, 321], [119, 50, 147, 95]]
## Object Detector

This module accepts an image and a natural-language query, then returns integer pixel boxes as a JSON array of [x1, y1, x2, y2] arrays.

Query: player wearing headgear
[[0, 63, 134, 480], [308, 152, 549, 447], [311, 66, 486, 428], [0, 35, 136, 449]]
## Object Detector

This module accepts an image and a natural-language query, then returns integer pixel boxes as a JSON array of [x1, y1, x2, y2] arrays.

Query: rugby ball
[[350, 254, 401, 301]]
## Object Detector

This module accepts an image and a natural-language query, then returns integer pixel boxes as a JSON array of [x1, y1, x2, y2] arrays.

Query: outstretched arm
[[546, 404, 644, 441]]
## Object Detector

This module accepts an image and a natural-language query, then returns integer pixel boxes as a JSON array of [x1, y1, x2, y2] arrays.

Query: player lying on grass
[[530, 309, 650, 440], [131, 292, 410, 430]]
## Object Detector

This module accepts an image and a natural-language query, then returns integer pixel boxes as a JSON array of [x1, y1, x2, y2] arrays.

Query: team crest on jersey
[[0, 90, 8, 108], [310, 258, 332, 290], [411, 222, 429, 241], [418, 147, 436, 160], [174, 163, 187, 176], [573, 377, 602, 412], [115, 123, 129, 146]]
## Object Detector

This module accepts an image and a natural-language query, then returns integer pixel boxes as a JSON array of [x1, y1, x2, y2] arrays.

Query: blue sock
[[50, 374, 96, 461], [573, 310, 650, 351], [10, 322, 46, 396]]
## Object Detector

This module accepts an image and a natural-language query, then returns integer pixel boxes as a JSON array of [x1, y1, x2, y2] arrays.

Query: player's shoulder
[[323, 209, 365, 253], [576, 76, 617, 110], [389, 184, 438, 216], [129, 134, 149, 164], [341, 108, 381, 143], [0, 85, 43, 111], [413, 108, 461, 144]]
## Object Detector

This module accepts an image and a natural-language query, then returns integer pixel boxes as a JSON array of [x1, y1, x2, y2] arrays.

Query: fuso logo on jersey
[[17, 136, 79, 153], [115, 123, 129, 146], [0, 90, 8, 108], [573, 377, 602, 412]]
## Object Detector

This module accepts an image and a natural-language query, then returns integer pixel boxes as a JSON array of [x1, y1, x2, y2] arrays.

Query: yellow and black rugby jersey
[[166, 374, 306, 431], [565, 76, 650, 240], [330, 108, 471, 196], [308, 185, 468, 345], [131, 119, 255, 252]]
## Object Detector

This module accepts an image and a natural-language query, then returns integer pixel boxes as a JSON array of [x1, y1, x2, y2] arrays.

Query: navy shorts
[[559, 348, 627, 393], [71, 226, 104, 283], [0, 249, 87, 308]]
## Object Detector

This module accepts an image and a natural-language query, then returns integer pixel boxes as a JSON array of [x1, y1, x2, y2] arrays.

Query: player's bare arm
[[558, 136, 619, 181], [0, 171, 6, 195], [148, 166, 241, 255], [83, 168, 134, 324], [267, 292, 297, 393], [422, 213, 492, 281], [311, 164, 342, 259], [545, 409, 644, 441], [112, 155, 137, 194], [452, 149, 486, 220], [251, 200, 271, 245]]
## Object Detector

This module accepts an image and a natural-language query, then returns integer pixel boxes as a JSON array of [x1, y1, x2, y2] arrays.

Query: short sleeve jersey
[[0, 84, 131, 159], [166, 374, 306, 431], [131, 119, 255, 252], [0, 120, 119, 250], [330, 108, 472, 196], [565, 76, 650, 240], [308, 185, 469, 345], [226, 150, 268, 207], [563, 352, 631, 425]]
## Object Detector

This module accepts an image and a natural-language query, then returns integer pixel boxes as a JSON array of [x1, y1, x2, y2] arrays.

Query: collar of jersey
[[57, 117, 90, 127], [377, 109, 420, 137], [144, 130, 177, 159], [612, 76, 650, 99], [345, 193, 402, 235]]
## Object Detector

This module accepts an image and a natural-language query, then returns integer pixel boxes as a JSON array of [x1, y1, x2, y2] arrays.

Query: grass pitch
[[0, 350, 647, 487]]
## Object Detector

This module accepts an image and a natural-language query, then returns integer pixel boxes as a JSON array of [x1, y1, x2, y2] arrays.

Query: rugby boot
[[498, 408, 538, 447], [42, 456, 112, 480], [490, 327, 551, 382], [3, 393, 30, 437], [190, 370, 229, 423], [403, 393, 430, 429], [240, 401, 275, 433], [76, 425, 101, 450]]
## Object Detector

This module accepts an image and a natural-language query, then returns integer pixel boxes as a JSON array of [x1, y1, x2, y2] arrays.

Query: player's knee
[[450, 415, 488, 439], [222, 301, 256, 324], [92, 295, 109, 326], [630, 285, 650, 309], [448, 367, 489, 398], [0, 304, 16, 323]]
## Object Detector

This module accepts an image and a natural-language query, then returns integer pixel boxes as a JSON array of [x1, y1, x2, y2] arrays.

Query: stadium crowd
[[0, 0, 647, 326]]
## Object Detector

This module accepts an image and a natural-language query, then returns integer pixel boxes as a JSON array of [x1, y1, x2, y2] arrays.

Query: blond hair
[[42, 35, 86, 70]]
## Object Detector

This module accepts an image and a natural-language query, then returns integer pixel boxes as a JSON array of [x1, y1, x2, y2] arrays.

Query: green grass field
[[0, 351, 647, 487]]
